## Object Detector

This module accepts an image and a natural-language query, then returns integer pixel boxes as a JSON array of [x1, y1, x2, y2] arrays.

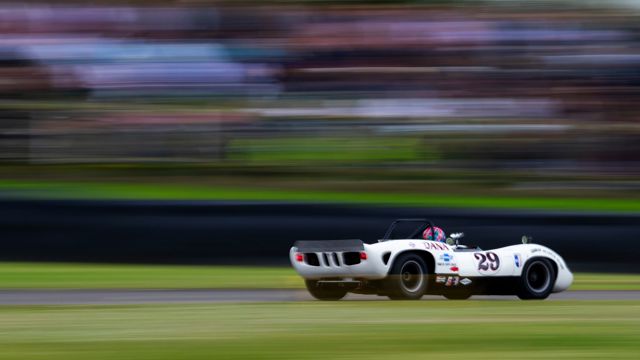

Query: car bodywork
[[290, 219, 573, 299]]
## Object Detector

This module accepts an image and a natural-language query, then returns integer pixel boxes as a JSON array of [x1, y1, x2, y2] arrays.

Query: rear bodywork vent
[[343, 252, 361, 266], [382, 252, 391, 265], [332, 252, 340, 266], [305, 253, 320, 266]]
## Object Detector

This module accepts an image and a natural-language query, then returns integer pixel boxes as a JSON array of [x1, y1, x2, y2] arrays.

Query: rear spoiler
[[293, 239, 364, 253]]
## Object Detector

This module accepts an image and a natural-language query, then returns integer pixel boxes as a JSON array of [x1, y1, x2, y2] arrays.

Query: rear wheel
[[385, 253, 428, 300], [305, 280, 348, 301], [517, 258, 556, 300]]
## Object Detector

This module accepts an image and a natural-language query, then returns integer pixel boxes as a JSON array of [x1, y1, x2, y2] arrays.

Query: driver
[[423, 226, 446, 242]]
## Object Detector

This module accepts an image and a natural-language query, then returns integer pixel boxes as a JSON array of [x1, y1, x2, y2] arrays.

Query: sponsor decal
[[445, 276, 460, 287], [474, 251, 500, 274], [437, 253, 456, 267], [438, 276, 470, 287], [450, 266, 459, 272], [440, 253, 453, 262], [529, 248, 563, 269], [409, 242, 416, 248], [514, 253, 522, 268], [437, 262, 457, 267], [451, 277, 459, 286]]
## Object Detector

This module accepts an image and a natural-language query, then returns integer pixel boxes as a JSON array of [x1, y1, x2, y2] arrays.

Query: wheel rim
[[527, 261, 551, 293], [400, 260, 424, 293]]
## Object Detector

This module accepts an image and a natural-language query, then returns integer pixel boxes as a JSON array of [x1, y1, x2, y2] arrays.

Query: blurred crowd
[[1, 1, 640, 178]]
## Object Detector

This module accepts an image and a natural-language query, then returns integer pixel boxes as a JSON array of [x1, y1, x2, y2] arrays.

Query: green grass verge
[[0, 301, 638, 359], [570, 273, 640, 291], [1, 180, 640, 212], [0, 263, 639, 291], [0, 263, 303, 289]]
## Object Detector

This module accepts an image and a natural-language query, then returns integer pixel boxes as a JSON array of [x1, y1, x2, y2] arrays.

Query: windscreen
[[383, 220, 428, 240]]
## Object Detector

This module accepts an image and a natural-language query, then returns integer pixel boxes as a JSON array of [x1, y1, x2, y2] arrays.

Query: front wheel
[[305, 280, 348, 301], [517, 258, 556, 300], [385, 253, 428, 300]]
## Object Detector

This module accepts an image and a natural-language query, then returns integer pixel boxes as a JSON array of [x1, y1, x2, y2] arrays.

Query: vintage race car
[[290, 219, 573, 300]]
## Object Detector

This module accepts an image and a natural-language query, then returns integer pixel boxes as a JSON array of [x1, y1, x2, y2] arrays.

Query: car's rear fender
[[386, 250, 435, 275]]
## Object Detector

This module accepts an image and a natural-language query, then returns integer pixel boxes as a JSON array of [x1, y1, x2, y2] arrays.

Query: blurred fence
[[0, 199, 638, 272]]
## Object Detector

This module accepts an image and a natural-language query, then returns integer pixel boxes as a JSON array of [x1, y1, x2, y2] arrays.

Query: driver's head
[[423, 226, 446, 242]]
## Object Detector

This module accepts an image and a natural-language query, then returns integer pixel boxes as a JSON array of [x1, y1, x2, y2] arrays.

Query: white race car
[[290, 219, 573, 300]]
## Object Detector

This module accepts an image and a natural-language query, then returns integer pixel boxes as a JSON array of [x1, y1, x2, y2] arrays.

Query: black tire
[[385, 253, 428, 300], [443, 291, 472, 300], [305, 280, 348, 301], [517, 258, 556, 300]]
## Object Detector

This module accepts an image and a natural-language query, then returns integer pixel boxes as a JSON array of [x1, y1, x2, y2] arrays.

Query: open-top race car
[[290, 219, 573, 300]]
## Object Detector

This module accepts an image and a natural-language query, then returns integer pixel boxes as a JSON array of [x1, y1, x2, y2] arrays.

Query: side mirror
[[448, 232, 464, 246], [446, 237, 455, 246], [521, 235, 533, 244]]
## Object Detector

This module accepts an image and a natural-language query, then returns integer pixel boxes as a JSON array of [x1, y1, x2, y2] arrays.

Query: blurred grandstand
[[1, 1, 639, 195]]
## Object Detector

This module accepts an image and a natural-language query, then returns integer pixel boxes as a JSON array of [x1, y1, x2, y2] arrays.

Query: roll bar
[[382, 218, 435, 241]]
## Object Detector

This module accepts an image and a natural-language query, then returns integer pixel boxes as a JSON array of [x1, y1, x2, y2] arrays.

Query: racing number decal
[[486, 252, 500, 271], [474, 252, 500, 273]]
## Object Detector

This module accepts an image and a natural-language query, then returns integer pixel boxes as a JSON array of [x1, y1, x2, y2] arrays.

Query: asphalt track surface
[[0, 290, 638, 305]]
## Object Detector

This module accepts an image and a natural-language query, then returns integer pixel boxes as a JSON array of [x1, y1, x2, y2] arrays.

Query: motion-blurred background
[[3, 3, 640, 360], [1, 0, 639, 271]]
